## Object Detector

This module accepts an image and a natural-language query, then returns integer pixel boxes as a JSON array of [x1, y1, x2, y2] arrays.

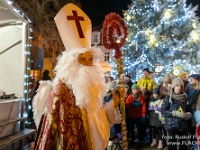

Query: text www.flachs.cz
[[167, 141, 197, 145]]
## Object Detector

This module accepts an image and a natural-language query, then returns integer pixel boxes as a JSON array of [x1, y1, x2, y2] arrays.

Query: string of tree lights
[[110, 0, 200, 82], [6, 0, 32, 126]]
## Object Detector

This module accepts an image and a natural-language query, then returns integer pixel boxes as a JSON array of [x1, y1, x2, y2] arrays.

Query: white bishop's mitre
[[54, 3, 92, 51]]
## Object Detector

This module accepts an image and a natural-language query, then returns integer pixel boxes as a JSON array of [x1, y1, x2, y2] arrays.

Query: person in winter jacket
[[103, 80, 121, 146], [179, 72, 189, 90], [185, 74, 200, 105], [159, 74, 172, 98], [161, 77, 192, 150], [126, 84, 146, 149], [137, 68, 157, 143], [193, 97, 200, 150], [124, 73, 134, 93], [185, 74, 200, 150], [149, 88, 164, 149], [124, 84, 131, 139], [137, 68, 157, 103], [194, 97, 200, 127], [34, 69, 51, 95]]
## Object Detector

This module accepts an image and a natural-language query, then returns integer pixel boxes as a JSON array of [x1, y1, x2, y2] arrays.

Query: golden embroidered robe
[[34, 80, 90, 150], [34, 80, 120, 150]]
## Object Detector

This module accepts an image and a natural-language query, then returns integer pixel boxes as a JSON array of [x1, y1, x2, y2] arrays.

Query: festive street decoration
[[110, 0, 200, 81], [102, 13, 128, 150], [102, 12, 127, 59]]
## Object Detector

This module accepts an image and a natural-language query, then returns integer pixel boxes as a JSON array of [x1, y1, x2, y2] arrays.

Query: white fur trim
[[32, 81, 53, 128]]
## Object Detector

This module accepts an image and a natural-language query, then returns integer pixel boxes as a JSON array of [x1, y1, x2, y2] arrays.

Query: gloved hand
[[184, 112, 192, 120], [132, 100, 142, 107], [172, 110, 186, 118], [141, 117, 146, 122]]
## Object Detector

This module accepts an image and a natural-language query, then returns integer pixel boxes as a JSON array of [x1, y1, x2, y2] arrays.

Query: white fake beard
[[66, 65, 106, 112], [52, 47, 106, 112]]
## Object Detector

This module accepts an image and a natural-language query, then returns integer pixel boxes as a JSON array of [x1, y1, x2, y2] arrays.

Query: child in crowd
[[161, 78, 191, 150], [124, 84, 131, 141], [124, 84, 131, 99], [159, 74, 172, 98], [148, 88, 164, 149], [126, 84, 146, 149], [103, 80, 121, 145]]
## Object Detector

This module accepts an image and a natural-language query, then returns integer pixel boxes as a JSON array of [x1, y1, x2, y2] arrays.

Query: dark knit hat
[[189, 74, 200, 81], [125, 73, 131, 79], [152, 88, 159, 94], [143, 68, 150, 73]]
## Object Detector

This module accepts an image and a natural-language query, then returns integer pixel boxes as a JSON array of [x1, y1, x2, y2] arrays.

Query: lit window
[[92, 32, 100, 45], [94, 35, 98, 43], [105, 52, 110, 61]]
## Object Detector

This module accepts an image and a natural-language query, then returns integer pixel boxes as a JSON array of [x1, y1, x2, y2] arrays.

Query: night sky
[[80, 0, 200, 27]]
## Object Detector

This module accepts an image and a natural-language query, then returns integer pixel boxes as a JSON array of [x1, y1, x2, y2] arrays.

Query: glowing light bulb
[[126, 15, 131, 21], [116, 39, 120, 43], [164, 10, 171, 19], [191, 31, 199, 41], [173, 69, 179, 76], [192, 23, 197, 29], [145, 29, 152, 35]]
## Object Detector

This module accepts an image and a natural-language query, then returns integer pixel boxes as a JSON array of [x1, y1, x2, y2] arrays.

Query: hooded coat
[[161, 78, 191, 132]]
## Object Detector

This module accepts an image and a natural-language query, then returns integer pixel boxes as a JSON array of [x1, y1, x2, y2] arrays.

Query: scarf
[[170, 92, 187, 103]]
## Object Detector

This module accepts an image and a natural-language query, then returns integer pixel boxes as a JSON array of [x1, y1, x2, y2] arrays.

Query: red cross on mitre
[[67, 10, 85, 38], [54, 3, 92, 51]]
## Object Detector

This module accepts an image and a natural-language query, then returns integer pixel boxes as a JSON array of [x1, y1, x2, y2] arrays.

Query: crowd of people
[[105, 68, 200, 150]]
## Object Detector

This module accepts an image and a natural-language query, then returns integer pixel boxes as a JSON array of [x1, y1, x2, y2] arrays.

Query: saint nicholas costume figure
[[32, 3, 121, 150]]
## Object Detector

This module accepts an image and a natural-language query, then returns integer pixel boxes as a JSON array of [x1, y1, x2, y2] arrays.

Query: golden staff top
[[102, 13, 128, 150]]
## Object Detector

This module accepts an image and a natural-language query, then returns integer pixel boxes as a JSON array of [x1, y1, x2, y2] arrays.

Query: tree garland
[[102, 12, 128, 150]]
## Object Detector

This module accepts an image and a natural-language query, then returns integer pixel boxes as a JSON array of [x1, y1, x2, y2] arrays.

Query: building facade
[[91, 25, 112, 75]]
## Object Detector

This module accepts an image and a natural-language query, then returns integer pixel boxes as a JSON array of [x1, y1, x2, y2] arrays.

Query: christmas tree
[[110, 0, 200, 81]]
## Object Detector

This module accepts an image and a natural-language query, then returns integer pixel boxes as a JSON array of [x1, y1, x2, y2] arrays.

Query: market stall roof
[[0, 0, 28, 27]]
